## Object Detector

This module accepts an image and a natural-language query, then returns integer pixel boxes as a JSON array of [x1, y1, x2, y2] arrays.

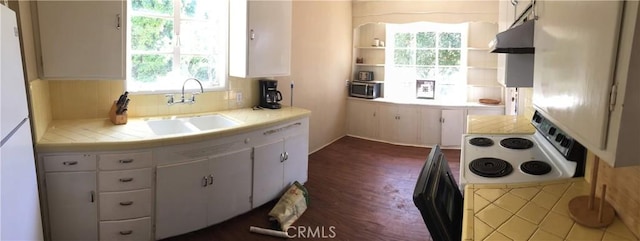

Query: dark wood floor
[[164, 136, 461, 241]]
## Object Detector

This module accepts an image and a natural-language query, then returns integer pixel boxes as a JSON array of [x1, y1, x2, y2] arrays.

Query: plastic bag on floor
[[268, 181, 310, 231]]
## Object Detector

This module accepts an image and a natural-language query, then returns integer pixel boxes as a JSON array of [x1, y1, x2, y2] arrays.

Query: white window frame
[[385, 22, 468, 100], [126, 0, 229, 94]]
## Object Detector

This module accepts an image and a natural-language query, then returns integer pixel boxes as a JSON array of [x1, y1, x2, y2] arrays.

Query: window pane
[[131, 0, 173, 15], [416, 67, 436, 79], [416, 32, 436, 48], [438, 67, 461, 82], [130, 54, 172, 82], [416, 50, 435, 66], [180, 55, 217, 84], [131, 16, 174, 52], [394, 33, 413, 48], [181, 0, 216, 19], [438, 32, 461, 48], [394, 49, 414, 65], [180, 20, 215, 53], [438, 50, 461, 65]]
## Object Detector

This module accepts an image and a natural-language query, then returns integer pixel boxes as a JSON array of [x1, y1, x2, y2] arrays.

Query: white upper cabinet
[[534, 0, 640, 167], [36, 0, 125, 80], [229, 0, 292, 78]]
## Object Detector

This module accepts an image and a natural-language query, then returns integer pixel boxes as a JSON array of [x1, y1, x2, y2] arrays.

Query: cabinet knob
[[208, 174, 214, 186], [250, 29, 255, 40], [116, 14, 121, 30], [280, 153, 285, 163]]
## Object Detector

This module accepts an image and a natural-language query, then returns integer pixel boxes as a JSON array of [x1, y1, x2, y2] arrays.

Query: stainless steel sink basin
[[146, 114, 240, 135], [188, 114, 239, 131]]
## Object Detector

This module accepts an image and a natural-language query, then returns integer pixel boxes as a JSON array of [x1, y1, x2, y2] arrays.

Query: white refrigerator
[[0, 4, 44, 240]]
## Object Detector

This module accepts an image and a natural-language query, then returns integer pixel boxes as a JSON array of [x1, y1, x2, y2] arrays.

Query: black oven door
[[412, 145, 463, 241]]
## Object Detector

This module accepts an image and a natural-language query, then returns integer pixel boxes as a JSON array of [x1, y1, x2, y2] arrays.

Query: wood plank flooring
[[163, 136, 461, 241]]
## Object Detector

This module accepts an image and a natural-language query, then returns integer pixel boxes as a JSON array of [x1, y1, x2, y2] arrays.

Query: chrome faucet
[[166, 78, 204, 105]]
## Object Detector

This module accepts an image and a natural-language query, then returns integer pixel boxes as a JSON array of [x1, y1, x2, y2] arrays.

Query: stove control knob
[[560, 138, 571, 147], [555, 134, 565, 142], [548, 127, 557, 135]]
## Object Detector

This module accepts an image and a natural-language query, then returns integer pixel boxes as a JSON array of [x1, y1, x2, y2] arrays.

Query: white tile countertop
[[36, 107, 311, 152]]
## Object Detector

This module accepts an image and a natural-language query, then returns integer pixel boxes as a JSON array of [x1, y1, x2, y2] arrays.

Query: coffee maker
[[259, 79, 283, 109]]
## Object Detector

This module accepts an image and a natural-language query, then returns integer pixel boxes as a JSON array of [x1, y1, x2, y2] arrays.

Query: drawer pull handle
[[63, 161, 78, 166], [119, 201, 133, 206], [119, 178, 133, 182], [202, 176, 208, 187], [208, 174, 214, 185], [119, 230, 133, 235], [119, 159, 134, 164], [90, 191, 95, 203]]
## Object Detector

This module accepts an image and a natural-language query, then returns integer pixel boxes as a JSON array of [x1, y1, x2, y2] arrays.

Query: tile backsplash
[[46, 77, 258, 120]]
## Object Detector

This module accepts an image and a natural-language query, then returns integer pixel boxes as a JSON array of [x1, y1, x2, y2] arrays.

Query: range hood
[[489, 20, 535, 54]]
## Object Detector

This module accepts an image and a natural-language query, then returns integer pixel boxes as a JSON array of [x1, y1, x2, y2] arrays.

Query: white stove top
[[459, 132, 577, 187]]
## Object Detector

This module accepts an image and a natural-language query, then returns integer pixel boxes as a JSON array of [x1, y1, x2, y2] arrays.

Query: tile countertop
[[467, 115, 536, 135], [348, 97, 505, 108], [462, 179, 639, 241], [36, 107, 311, 153]]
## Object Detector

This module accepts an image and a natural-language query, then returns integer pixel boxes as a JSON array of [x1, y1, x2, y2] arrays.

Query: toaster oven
[[350, 81, 381, 99]]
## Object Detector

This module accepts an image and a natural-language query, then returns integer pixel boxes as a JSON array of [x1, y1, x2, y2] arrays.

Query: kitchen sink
[[146, 114, 240, 135], [146, 119, 198, 135], [188, 114, 240, 131]]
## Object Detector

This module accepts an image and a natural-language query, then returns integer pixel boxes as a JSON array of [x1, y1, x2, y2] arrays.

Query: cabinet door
[[533, 1, 623, 149], [283, 133, 309, 186], [253, 140, 285, 208], [420, 108, 442, 146], [37, 1, 124, 79], [207, 149, 252, 225], [378, 104, 398, 142], [441, 109, 465, 147], [347, 100, 379, 139], [230, 0, 291, 77], [379, 104, 419, 145], [155, 159, 208, 240], [247, 0, 291, 77], [394, 105, 419, 145], [46, 172, 97, 241]]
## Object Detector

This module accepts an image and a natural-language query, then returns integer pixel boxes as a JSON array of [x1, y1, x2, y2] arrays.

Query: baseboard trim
[[344, 134, 461, 150], [309, 135, 347, 155]]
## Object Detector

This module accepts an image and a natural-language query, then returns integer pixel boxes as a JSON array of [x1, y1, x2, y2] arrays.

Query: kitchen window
[[385, 22, 467, 100], [126, 0, 228, 93]]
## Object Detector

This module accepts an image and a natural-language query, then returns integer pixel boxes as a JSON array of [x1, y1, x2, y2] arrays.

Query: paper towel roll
[[249, 226, 291, 238]]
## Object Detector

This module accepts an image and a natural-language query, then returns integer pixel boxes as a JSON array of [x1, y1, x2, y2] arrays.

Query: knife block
[[109, 101, 127, 125]]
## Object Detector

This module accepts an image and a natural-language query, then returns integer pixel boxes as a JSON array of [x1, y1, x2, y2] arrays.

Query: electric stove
[[459, 111, 587, 189]]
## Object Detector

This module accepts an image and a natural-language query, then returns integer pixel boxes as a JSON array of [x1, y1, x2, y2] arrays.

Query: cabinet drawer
[[43, 154, 96, 172], [99, 152, 152, 170], [100, 217, 151, 241], [99, 169, 152, 192], [99, 189, 151, 221]]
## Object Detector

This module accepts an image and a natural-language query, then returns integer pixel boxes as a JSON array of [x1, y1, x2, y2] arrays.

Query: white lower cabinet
[[347, 99, 495, 147], [40, 117, 309, 241], [155, 148, 253, 240], [253, 133, 309, 208], [420, 108, 442, 146], [347, 100, 379, 139], [441, 109, 465, 147], [379, 104, 419, 145], [156, 159, 209, 240], [45, 171, 98, 241]]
